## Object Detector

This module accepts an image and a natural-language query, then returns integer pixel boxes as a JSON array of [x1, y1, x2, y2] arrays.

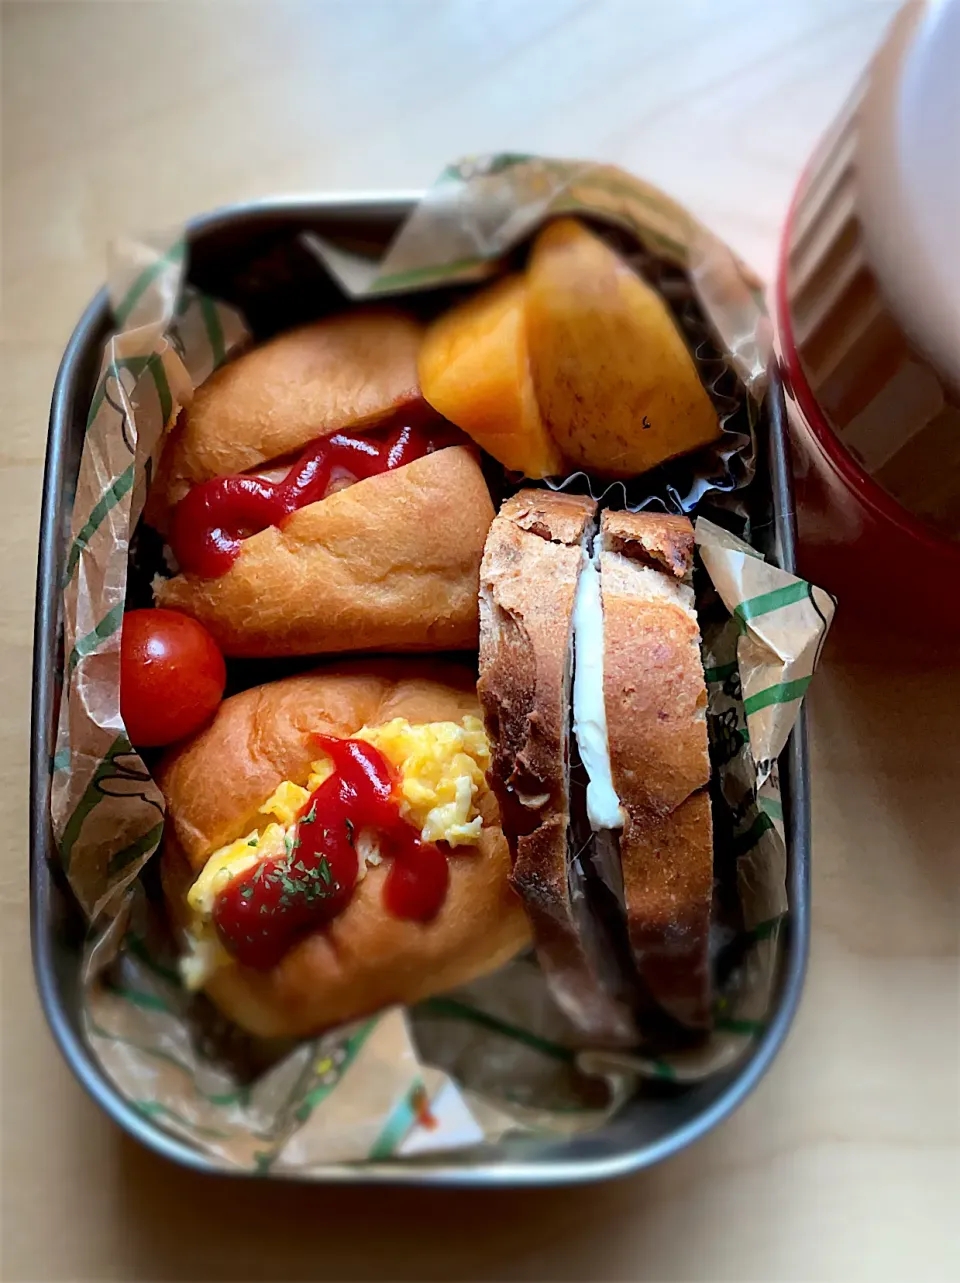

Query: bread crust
[[151, 309, 424, 516], [600, 510, 694, 580], [618, 792, 713, 1029], [478, 490, 635, 1044], [157, 659, 531, 1038], [155, 446, 493, 657], [599, 511, 712, 1028]]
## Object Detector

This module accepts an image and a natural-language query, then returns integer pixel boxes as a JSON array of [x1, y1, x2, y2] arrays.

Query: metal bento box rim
[[30, 193, 811, 1185]]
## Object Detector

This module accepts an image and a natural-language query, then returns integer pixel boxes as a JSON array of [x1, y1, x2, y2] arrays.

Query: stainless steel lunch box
[[31, 195, 811, 1184]]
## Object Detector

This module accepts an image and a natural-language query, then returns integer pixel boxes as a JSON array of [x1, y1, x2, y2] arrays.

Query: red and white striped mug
[[775, 0, 960, 632]]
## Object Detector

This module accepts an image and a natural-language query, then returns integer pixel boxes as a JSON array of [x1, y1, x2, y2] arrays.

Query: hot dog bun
[[148, 308, 424, 522], [154, 445, 494, 657], [158, 660, 531, 1039]]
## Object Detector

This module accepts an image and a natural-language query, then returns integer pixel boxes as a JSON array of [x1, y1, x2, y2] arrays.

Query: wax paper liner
[[50, 156, 832, 1172]]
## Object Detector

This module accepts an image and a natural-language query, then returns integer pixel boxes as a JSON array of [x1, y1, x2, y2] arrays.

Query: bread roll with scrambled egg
[[155, 445, 493, 658], [158, 660, 530, 1038]]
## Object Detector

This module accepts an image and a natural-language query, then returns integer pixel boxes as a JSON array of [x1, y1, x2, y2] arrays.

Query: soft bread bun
[[148, 309, 424, 523], [477, 490, 636, 1046], [154, 446, 494, 657], [157, 660, 531, 1039], [599, 511, 713, 1028]]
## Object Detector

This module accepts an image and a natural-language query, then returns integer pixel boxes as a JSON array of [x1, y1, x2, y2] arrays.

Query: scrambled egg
[[356, 716, 490, 846], [180, 717, 490, 989]]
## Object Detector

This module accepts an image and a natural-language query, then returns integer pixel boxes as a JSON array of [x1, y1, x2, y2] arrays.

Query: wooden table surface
[[4, 3, 958, 1280]]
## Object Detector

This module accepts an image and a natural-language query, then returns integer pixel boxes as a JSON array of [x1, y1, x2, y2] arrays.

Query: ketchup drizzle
[[213, 735, 450, 970], [169, 418, 459, 579]]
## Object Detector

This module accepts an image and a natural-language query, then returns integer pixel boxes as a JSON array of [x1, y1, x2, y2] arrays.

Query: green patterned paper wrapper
[[51, 156, 832, 1174]]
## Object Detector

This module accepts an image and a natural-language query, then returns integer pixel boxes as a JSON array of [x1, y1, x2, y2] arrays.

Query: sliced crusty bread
[[155, 446, 493, 658], [478, 490, 636, 1045], [615, 792, 713, 1031], [599, 510, 713, 1028]]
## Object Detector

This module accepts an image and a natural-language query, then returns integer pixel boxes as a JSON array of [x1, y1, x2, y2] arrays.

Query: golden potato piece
[[526, 219, 720, 478], [418, 274, 564, 478]]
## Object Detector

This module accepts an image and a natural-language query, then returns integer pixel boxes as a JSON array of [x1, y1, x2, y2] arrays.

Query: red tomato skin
[[120, 609, 226, 748]]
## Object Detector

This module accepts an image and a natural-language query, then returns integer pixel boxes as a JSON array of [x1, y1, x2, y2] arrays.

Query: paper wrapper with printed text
[[51, 156, 833, 1172]]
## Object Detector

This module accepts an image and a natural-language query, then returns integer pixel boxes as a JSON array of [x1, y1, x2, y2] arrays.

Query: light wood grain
[[4, 2, 958, 1281]]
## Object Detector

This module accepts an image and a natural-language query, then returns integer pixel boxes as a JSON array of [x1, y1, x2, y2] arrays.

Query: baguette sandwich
[[478, 492, 713, 1041], [148, 309, 495, 658], [158, 660, 530, 1038], [477, 491, 637, 1045]]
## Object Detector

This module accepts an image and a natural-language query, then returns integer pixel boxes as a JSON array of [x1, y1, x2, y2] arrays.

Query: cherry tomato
[[120, 609, 226, 747]]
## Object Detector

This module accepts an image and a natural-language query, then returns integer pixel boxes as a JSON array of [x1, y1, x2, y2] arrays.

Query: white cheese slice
[[572, 549, 624, 832]]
